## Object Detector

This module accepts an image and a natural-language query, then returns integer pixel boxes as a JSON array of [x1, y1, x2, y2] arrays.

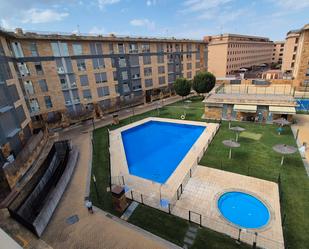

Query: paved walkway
[[291, 114, 309, 175], [42, 132, 179, 249]]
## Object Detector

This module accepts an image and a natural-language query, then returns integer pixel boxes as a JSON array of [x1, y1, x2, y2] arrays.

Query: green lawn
[[91, 96, 308, 249], [200, 122, 309, 249], [128, 205, 250, 249]]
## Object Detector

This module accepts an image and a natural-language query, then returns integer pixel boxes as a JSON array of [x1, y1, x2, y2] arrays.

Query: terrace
[[91, 96, 308, 249]]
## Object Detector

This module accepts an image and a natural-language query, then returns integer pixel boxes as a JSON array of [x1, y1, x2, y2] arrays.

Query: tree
[[192, 71, 216, 95], [174, 78, 191, 99]]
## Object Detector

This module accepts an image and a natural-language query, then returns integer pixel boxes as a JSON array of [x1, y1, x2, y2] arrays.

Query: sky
[[0, 0, 308, 41]]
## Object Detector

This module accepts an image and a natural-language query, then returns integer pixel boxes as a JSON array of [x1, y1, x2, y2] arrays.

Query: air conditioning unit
[[71, 82, 77, 87], [66, 100, 72, 105], [57, 67, 65, 74]]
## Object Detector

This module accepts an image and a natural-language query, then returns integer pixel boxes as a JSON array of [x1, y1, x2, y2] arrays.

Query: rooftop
[[0, 28, 205, 43]]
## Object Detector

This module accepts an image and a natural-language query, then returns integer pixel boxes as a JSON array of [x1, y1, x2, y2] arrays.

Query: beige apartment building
[[0, 28, 207, 132], [271, 41, 285, 64], [282, 30, 300, 75], [282, 24, 309, 87], [204, 34, 273, 78]]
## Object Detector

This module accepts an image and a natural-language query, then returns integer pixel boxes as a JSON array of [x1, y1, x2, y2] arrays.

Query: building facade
[[282, 30, 300, 75], [204, 34, 273, 78], [0, 35, 32, 162], [0, 28, 207, 130], [271, 41, 285, 65]]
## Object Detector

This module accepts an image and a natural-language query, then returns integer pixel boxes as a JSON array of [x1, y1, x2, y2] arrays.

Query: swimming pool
[[218, 191, 270, 229], [121, 120, 206, 184], [296, 99, 309, 112]]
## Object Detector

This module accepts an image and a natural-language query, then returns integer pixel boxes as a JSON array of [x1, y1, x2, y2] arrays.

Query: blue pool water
[[121, 121, 206, 184], [296, 99, 309, 111], [218, 192, 270, 229]]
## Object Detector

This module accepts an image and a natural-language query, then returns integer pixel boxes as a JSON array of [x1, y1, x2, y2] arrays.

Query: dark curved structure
[[8, 140, 79, 237]]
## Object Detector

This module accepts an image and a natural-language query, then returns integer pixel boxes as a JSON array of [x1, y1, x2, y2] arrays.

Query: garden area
[[91, 96, 308, 249]]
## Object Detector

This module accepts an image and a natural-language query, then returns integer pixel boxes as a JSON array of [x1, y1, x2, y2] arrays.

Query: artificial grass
[[128, 205, 250, 249], [91, 96, 308, 249], [200, 121, 309, 249], [128, 205, 189, 246]]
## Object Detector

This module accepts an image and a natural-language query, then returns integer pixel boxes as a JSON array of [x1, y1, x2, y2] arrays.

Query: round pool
[[218, 191, 270, 229]]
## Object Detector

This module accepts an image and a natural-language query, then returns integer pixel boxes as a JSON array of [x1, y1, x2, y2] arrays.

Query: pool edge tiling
[[109, 117, 219, 202], [121, 120, 206, 184]]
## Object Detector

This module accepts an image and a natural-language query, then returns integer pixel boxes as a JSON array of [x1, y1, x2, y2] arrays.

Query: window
[[97, 86, 110, 97], [157, 43, 164, 52], [24, 81, 35, 95], [83, 89, 92, 100], [168, 64, 174, 73], [143, 55, 151, 65], [306, 68, 309, 76], [29, 99, 40, 112], [109, 43, 114, 54], [17, 62, 29, 76], [73, 43, 83, 55], [38, 79, 48, 92], [159, 76, 165, 85], [29, 42, 38, 56], [157, 55, 164, 64], [44, 96, 53, 109], [187, 63, 192, 70], [90, 43, 103, 55], [158, 66, 165, 74], [0, 42, 4, 56], [144, 67, 152, 77], [80, 75, 89, 86], [196, 61, 200, 68], [129, 55, 139, 66], [187, 44, 192, 51], [34, 62, 44, 75], [168, 74, 174, 83], [145, 79, 153, 87], [129, 43, 138, 53], [92, 58, 105, 69], [292, 54, 296, 60], [51, 42, 69, 56], [95, 72, 107, 83], [113, 71, 118, 81], [111, 58, 116, 68], [119, 57, 126, 67], [121, 71, 128, 80], [0, 62, 12, 83], [187, 71, 192, 79], [118, 43, 125, 53], [11, 42, 24, 58], [141, 44, 150, 52], [77, 59, 86, 71], [294, 46, 297, 52]]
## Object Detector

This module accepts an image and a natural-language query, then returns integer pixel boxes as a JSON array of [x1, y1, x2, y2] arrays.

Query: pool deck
[[173, 166, 284, 249], [109, 117, 220, 205]]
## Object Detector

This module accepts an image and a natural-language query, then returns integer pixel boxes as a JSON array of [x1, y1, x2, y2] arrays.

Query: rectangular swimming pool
[[121, 121, 206, 184], [296, 99, 309, 112]]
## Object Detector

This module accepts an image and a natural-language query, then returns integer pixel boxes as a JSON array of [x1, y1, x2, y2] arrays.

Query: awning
[[269, 106, 296, 114], [233, 104, 257, 113]]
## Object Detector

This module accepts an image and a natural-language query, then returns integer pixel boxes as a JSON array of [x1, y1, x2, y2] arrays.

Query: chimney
[[15, 28, 23, 35]]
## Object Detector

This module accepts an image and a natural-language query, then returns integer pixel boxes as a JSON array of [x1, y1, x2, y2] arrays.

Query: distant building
[[271, 41, 285, 65], [282, 23, 309, 88], [204, 34, 273, 78]]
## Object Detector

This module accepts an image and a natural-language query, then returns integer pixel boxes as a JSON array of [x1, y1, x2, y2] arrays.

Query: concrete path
[[42, 132, 179, 249], [291, 114, 309, 175]]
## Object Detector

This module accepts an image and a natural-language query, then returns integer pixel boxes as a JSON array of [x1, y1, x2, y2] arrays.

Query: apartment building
[[282, 24, 309, 87], [282, 30, 300, 75], [0, 28, 207, 129], [271, 41, 285, 65], [204, 34, 273, 78], [0, 35, 32, 162]]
